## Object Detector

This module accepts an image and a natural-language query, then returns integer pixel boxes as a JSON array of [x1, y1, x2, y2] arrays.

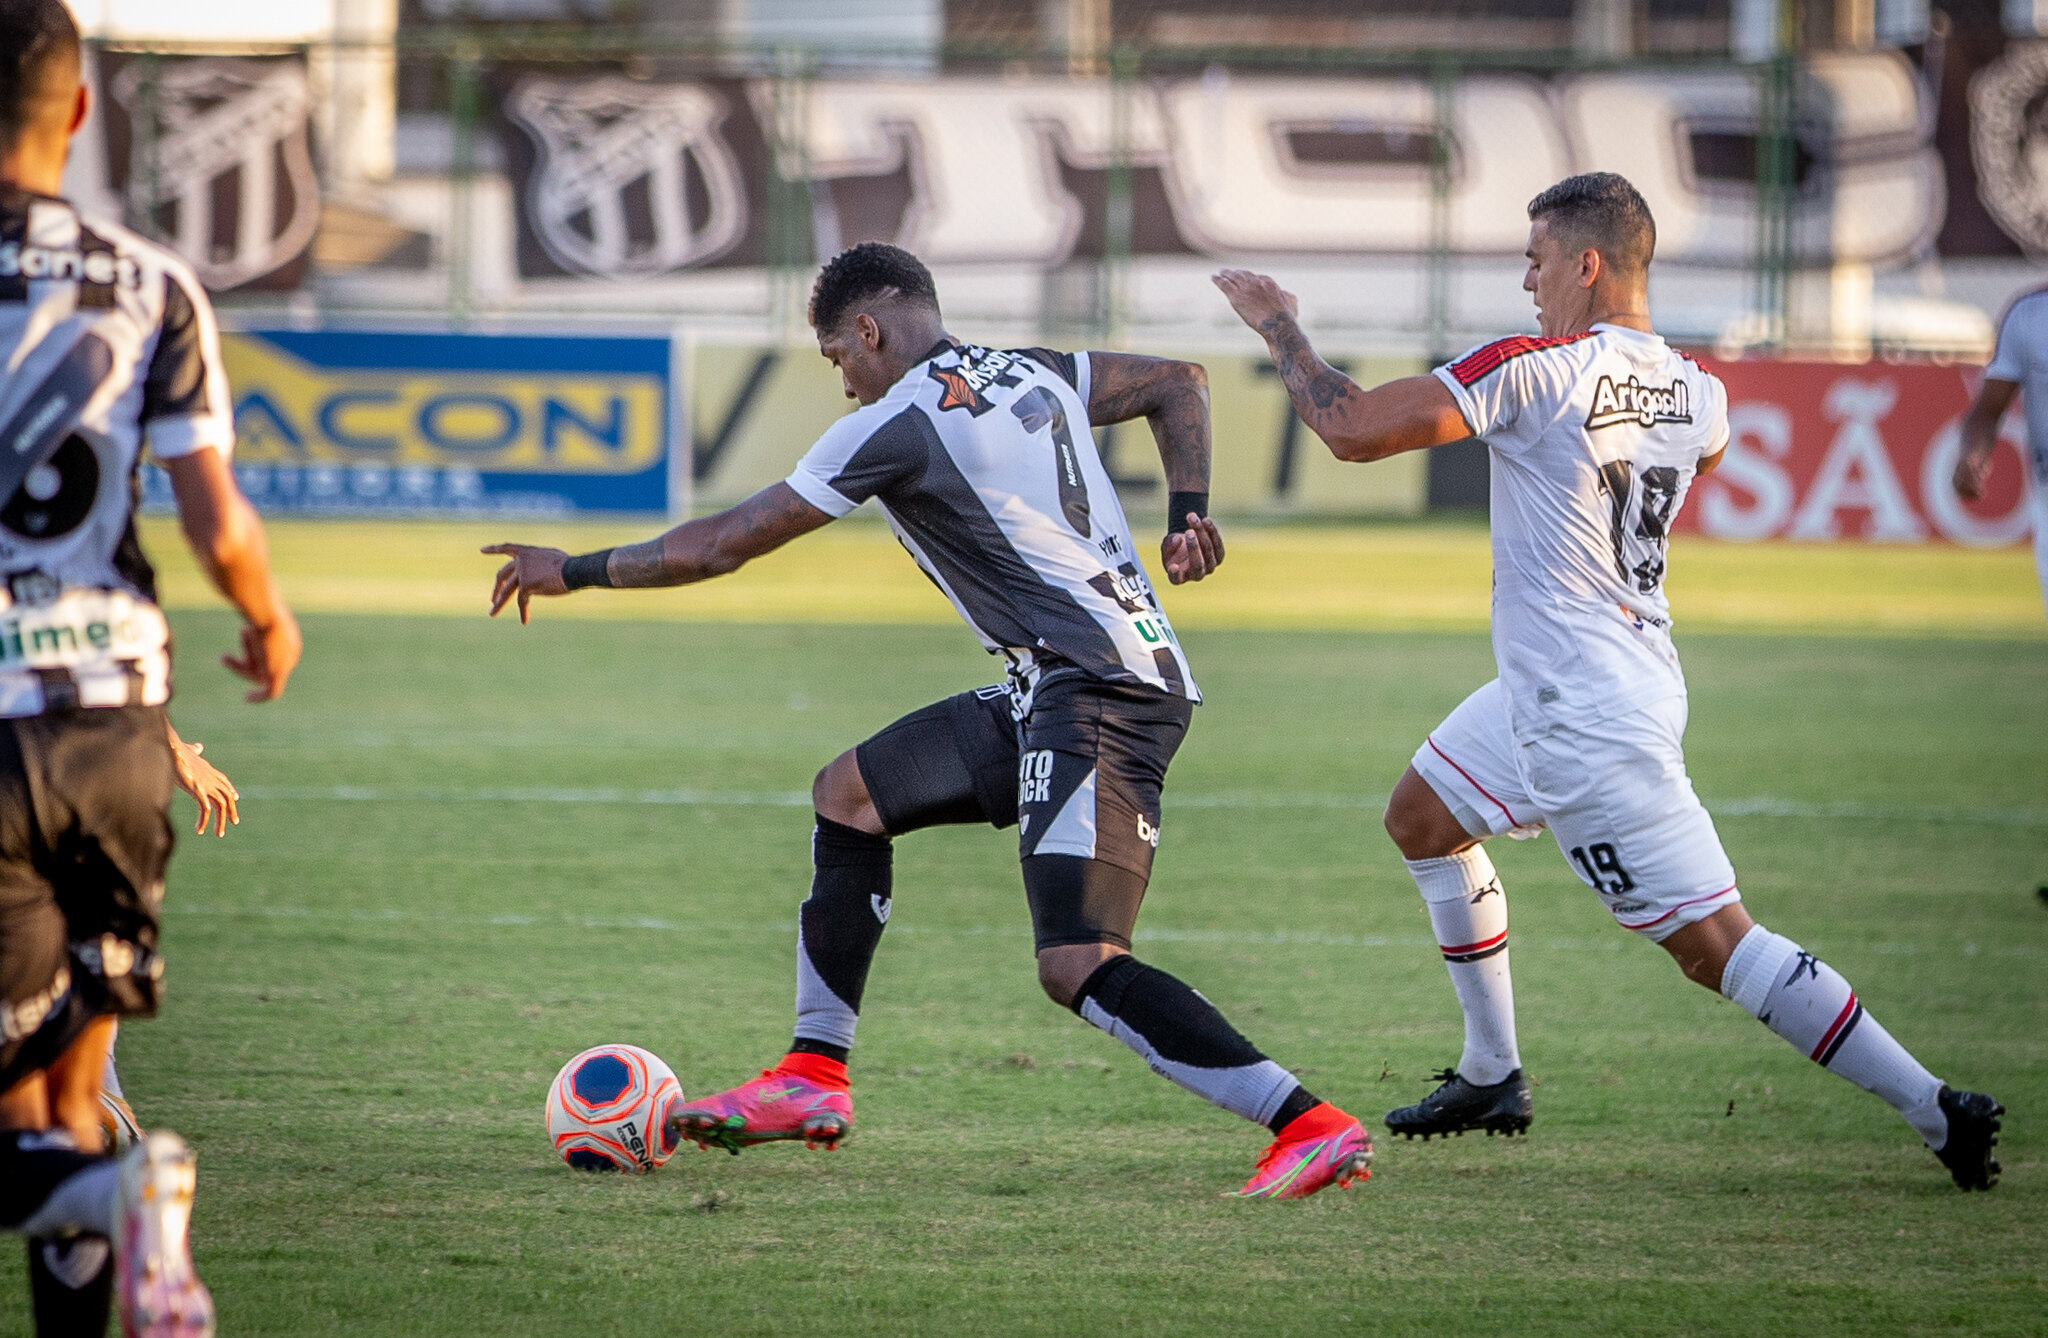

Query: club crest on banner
[[1970, 41, 2048, 257], [507, 77, 748, 280], [110, 59, 319, 290]]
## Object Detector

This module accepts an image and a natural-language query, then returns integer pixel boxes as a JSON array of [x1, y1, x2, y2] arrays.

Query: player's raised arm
[[1080, 351, 1224, 585], [483, 481, 832, 624], [1213, 269, 1473, 464]]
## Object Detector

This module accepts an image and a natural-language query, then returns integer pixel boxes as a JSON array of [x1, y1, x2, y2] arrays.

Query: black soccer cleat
[[1385, 1067, 1533, 1140], [1932, 1086, 2003, 1191]]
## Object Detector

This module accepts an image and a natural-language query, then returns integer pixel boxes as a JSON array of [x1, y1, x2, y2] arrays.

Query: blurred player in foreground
[[1954, 284, 2047, 619], [486, 242, 1373, 1200], [0, 2, 301, 1334], [1217, 172, 2003, 1190]]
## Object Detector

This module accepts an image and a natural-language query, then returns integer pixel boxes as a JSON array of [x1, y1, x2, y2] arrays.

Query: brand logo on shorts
[[1137, 814, 1160, 848], [871, 894, 892, 925], [1019, 749, 1054, 805], [1584, 375, 1692, 431]]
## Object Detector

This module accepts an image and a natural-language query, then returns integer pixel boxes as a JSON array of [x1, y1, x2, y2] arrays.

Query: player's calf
[[1715, 922, 2001, 1190]]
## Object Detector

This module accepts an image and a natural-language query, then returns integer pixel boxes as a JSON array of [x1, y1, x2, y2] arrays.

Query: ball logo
[[111, 59, 319, 290], [508, 77, 748, 280]]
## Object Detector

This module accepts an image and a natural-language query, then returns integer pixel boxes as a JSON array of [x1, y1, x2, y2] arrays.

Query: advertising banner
[[178, 330, 675, 515], [1679, 356, 2035, 545]]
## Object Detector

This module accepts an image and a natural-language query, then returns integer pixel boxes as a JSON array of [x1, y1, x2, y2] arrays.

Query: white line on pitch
[[155, 902, 2044, 959], [230, 784, 2048, 827]]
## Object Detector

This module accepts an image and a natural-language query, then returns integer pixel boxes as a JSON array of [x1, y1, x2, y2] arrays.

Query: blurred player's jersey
[[1984, 286, 2048, 485], [1433, 324, 1729, 742], [786, 342, 1197, 712], [0, 186, 233, 716]]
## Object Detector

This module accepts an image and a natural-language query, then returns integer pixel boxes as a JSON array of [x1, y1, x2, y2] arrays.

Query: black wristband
[[560, 549, 616, 590], [1167, 492, 1209, 535]]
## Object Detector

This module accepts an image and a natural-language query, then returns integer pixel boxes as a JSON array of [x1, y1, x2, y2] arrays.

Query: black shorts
[[854, 673, 1192, 951], [0, 705, 173, 1091]]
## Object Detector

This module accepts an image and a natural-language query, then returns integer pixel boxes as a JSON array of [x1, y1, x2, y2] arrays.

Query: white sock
[[1721, 924, 1947, 1147], [1406, 847, 1521, 1086]]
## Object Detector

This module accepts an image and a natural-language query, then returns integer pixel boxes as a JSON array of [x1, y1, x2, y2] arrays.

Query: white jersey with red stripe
[[1433, 324, 1729, 743]]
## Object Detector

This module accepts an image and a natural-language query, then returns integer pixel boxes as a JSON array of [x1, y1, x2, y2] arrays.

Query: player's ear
[[1578, 246, 1602, 289], [68, 82, 89, 138], [855, 311, 883, 352]]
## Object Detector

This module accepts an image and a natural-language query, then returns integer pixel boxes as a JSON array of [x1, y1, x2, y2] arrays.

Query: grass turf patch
[[0, 613, 2038, 1336]]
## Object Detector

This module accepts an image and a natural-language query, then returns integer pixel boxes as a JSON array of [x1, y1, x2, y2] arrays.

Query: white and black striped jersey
[[785, 341, 1198, 712], [0, 186, 234, 717]]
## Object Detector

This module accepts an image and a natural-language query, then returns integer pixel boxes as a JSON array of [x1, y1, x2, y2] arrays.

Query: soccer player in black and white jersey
[[486, 242, 1374, 1199], [0, 2, 303, 1333], [1217, 172, 2004, 1190]]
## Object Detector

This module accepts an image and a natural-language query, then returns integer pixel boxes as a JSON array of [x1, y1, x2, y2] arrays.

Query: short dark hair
[[808, 242, 939, 333], [0, 0, 80, 153], [1527, 172, 1656, 276]]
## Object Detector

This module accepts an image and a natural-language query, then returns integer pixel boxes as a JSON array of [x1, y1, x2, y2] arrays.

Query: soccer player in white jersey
[[1954, 283, 2048, 619], [1216, 172, 2003, 1190], [485, 243, 1373, 1199], [0, 1, 303, 1334]]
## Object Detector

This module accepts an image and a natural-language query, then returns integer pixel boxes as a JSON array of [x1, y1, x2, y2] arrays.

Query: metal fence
[[68, 27, 2010, 360]]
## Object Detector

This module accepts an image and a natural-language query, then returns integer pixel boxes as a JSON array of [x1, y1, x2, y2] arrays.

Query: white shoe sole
[[116, 1132, 216, 1338]]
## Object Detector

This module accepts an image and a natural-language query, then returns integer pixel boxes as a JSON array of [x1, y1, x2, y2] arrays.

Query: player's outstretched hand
[[1212, 269, 1299, 334], [223, 610, 301, 703], [1161, 516, 1225, 585], [169, 733, 239, 838], [483, 543, 570, 624]]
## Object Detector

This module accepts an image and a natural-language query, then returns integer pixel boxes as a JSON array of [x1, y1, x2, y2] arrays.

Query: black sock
[[29, 1234, 113, 1337], [1070, 956, 1311, 1128], [787, 1037, 850, 1063], [0, 1131, 114, 1236], [792, 814, 894, 1054], [1266, 1083, 1323, 1134]]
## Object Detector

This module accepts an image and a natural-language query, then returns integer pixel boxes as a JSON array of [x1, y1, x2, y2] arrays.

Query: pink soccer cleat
[[115, 1132, 215, 1338], [669, 1055, 853, 1154], [1229, 1102, 1374, 1200]]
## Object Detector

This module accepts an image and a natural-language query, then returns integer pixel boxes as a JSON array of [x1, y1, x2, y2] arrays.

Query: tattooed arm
[[1212, 269, 1473, 463], [1080, 351, 1226, 584], [483, 483, 832, 623], [1082, 352, 1212, 492]]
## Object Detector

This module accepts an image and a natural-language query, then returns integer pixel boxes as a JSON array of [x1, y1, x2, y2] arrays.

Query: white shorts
[[1411, 679, 1740, 942]]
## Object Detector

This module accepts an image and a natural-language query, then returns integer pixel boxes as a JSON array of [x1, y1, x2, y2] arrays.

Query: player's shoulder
[[807, 362, 934, 459], [1994, 283, 2048, 337], [1442, 330, 1599, 388]]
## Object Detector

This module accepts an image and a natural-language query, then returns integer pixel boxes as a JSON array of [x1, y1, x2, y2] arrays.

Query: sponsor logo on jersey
[[506, 76, 748, 280], [0, 964, 67, 1043], [927, 347, 1022, 416], [0, 242, 140, 289], [1585, 374, 1692, 430]]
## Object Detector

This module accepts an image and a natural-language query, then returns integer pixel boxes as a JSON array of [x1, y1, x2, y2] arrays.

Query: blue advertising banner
[[149, 330, 676, 515]]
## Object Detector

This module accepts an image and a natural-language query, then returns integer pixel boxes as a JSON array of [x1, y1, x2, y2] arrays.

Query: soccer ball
[[545, 1044, 685, 1172]]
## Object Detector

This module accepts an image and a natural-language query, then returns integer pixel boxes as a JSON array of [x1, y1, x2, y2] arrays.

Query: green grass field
[[3, 524, 2044, 1336]]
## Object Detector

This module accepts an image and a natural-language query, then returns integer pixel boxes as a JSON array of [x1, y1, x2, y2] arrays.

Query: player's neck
[[0, 131, 70, 198], [1579, 285, 1653, 336]]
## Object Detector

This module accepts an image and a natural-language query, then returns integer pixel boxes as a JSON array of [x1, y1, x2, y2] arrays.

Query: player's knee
[[1036, 944, 1123, 1009], [1383, 778, 1467, 860], [812, 751, 884, 835]]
